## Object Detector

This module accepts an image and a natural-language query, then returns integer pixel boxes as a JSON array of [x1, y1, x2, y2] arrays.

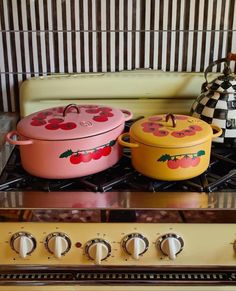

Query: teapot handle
[[227, 53, 236, 61], [204, 52, 235, 84]]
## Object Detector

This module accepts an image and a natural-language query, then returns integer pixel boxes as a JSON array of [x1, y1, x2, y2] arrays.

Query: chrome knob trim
[[44, 232, 71, 256], [10, 232, 37, 256], [122, 233, 149, 257], [85, 238, 111, 262], [157, 233, 184, 259]]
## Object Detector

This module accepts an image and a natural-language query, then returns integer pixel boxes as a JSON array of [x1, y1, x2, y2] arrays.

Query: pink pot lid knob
[[17, 104, 132, 141]]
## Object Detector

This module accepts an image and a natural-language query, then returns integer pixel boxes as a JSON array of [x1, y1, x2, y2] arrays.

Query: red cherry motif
[[90, 107, 114, 122], [59, 122, 77, 130], [153, 130, 169, 137], [32, 116, 46, 121], [143, 127, 153, 132], [36, 111, 53, 118], [171, 131, 186, 138], [99, 112, 114, 117], [180, 156, 192, 168], [35, 113, 47, 119], [48, 118, 64, 124], [167, 159, 180, 169], [141, 122, 155, 131], [70, 154, 82, 164], [100, 107, 112, 112], [31, 120, 47, 126], [142, 126, 156, 133], [61, 139, 116, 165], [45, 123, 60, 130], [102, 146, 112, 156], [183, 129, 195, 136], [141, 122, 165, 135], [191, 157, 200, 167], [92, 148, 103, 160], [81, 153, 93, 162], [56, 107, 65, 113], [85, 108, 101, 114], [189, 125, 202, 131], [93, 116, 109, 122]]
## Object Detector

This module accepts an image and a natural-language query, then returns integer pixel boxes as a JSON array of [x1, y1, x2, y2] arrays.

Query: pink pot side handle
[[211, 124, 223, 139], [5, 131, 33, 145], [118, 133, 139, 148], [120, 109, 133, 121]]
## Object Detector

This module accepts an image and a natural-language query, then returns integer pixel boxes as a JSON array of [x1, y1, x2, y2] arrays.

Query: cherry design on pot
[[30, 110, 53, 126], [141, 119, 203, 138], [59, 140, 116, 164], [157, 150, 205, 169], [171, 125, 202, 138], [83, 106, 114, 122], [31, 111, 77, 130], [48, 118, 64, 124], [141, 122, 167, 136], [30, 119, 47, 126]]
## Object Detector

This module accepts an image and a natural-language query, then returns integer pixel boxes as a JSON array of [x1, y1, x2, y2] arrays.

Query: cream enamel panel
[[19, 71, 208, 118], [0, 223, 236, 266], [19, 98, 194, 120]]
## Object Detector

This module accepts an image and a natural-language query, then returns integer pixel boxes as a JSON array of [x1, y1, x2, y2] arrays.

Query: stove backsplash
[[0, 0, 236, 113]]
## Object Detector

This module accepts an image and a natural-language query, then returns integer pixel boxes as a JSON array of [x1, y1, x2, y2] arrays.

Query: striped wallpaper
[[0, 0, 236, 112]]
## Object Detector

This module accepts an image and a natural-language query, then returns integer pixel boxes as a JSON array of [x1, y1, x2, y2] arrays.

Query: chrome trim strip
[[0, 191, 235, 210]]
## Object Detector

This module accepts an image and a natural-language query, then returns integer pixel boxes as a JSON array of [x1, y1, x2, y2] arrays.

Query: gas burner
[[0, 145, 236, 193]]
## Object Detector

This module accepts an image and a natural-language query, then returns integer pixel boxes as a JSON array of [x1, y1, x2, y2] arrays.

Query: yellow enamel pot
[[118, 114, 222, 181]]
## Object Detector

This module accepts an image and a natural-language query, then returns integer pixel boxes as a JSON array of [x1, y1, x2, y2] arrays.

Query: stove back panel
[[19, 71, 201, 118]]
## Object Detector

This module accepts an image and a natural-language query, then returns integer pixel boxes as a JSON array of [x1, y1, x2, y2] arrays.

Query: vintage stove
[[1, 70, 236, 290]]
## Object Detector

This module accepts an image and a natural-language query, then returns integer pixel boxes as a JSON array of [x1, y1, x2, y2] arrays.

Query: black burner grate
[[0, 145, 236, 193]]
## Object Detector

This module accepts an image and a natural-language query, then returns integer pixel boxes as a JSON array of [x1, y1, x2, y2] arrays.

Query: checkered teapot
[[191, 53, 236, 143]]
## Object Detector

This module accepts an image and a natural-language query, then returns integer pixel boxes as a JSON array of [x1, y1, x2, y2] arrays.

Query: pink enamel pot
[[6, 104, 132, 179]]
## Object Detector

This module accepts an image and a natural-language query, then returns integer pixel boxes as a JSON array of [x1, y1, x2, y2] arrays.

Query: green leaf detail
[[157, 154, 171, 162], [197, 150, 205, 157], [109, 140, 116, 147], [59, 149, 73, 158]]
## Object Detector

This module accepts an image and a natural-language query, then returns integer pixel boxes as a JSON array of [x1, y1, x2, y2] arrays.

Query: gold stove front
[[0, 222, 235, 290]]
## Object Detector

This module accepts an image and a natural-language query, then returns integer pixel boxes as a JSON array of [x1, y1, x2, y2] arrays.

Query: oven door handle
[[5, 131, 34, 145]]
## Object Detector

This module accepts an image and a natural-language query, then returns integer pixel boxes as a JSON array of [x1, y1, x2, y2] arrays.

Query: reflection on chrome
[[0, 191, 235, 209]]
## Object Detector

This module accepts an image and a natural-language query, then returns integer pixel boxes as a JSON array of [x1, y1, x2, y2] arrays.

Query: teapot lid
[[204, 53, 236, 94], [207, 66, 236, 94]]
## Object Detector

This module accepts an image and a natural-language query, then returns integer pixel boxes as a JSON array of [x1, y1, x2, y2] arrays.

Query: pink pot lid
[[17, 104, 132, 140]]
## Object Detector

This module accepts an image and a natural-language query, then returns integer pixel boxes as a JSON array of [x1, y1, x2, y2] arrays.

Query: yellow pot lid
[[130, 114, 213, 148]]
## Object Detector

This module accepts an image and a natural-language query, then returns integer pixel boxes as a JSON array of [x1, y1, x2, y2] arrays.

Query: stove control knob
[[157, 233, 184, 260], [10, 232, 37, 258], [45, 232, 71, 258], [122, 233, 149, 260], [85, 239, 111, 265]]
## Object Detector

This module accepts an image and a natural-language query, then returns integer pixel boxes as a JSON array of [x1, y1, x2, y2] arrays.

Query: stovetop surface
[[1, 144, 236, 194], [1, 115, 236, 221]]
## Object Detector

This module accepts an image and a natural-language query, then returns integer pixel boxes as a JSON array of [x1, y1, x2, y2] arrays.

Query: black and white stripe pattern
[[0, 0, 236, 112]]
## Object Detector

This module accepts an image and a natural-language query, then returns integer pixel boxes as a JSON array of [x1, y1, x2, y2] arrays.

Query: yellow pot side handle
[[118, 133, 139, 148], [211, 124, 223, 139]]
